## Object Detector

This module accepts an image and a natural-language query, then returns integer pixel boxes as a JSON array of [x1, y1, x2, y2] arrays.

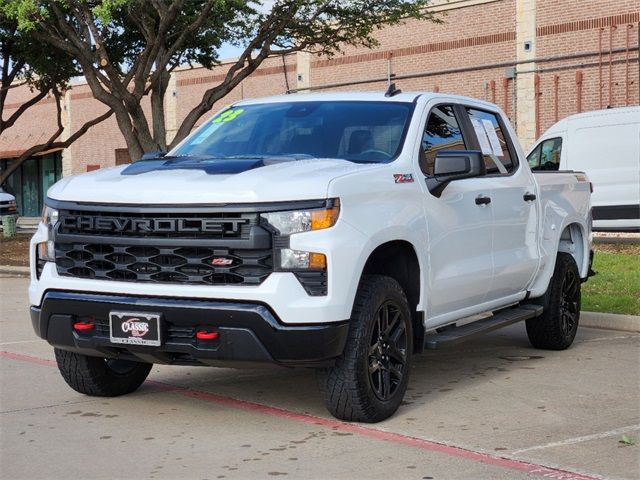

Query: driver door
[[418, 104, 495, 323]]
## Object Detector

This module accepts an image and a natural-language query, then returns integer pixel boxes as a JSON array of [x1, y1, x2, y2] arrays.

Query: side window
[[466, 108, 515, 174], [539, 138, 562, 170], [527, 138, 562, 171], [420, 105, 466, 176], [527, 144, 542, 169]]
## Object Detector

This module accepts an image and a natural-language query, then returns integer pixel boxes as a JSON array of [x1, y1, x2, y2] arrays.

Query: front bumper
[[31, 291, 349, 368]]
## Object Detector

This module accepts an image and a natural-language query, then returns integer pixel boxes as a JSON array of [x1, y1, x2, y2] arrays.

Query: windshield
[[170, 101, 414, 163]]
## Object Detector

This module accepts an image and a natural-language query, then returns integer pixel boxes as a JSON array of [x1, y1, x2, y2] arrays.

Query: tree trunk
[[151, 70, 170, 151]]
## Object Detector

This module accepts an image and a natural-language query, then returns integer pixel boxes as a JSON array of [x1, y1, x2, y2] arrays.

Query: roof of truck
[[232, 91, 500, 109]]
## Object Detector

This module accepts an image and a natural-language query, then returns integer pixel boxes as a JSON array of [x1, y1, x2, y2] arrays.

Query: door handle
[[523, 192, 537, 202], [475, 195, 492, 205]]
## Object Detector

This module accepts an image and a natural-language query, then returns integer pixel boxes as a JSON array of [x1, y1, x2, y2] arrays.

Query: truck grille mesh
[[55, 243, 273, 285]]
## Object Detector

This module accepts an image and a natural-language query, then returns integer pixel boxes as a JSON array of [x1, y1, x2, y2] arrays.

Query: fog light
[[280, 249, 326, 270]]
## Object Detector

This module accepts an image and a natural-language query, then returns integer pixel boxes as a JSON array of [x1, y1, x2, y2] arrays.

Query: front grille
[[53, 208, 274, 286], [55, 243, 273, 285]]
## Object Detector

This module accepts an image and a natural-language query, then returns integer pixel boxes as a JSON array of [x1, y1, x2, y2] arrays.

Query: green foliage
[[0, 3, 77, 92], [582, 248, 640, 315], [619, 435, 636, 446], [92, 0, 130, 24]]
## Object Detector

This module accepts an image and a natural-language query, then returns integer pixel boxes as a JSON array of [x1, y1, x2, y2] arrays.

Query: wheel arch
[[359, 240, 424, 353], [558, 222, 589, 278]]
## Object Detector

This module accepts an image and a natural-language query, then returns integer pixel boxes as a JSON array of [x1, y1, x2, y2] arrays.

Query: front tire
[[54, 348, 152, 397], [526, 252, 581, 350], [317, 275, 413, 423]]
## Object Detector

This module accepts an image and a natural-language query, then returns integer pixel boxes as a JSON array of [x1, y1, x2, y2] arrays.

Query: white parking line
[[512, 425, 640, 454]]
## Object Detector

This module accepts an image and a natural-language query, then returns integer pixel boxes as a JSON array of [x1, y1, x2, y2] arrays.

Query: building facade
[[1, 0, 638, 215]]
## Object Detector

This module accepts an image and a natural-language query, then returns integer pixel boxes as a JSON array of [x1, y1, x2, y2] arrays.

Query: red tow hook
[[73, 320, 95, 332], [196, 330, 219, 341]]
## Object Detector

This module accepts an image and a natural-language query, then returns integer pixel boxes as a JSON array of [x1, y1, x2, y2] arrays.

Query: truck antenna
[[384, 83, 402, 97]]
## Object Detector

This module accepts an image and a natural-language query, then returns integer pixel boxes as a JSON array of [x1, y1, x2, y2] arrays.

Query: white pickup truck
[[29, 90, 593, 422]]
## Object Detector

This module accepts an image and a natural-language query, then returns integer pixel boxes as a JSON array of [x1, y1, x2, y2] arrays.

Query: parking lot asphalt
[[1, 275, 639, 480]]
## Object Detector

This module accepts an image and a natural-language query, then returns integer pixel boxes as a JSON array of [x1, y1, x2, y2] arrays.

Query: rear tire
[[317, 275, 413, 423], [54, 348, 152, 397], [526, 252, 581, 350]]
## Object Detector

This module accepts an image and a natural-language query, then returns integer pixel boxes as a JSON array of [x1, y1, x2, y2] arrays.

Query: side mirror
[[426, 150, 486, 196], [140, 151, 166, 161]]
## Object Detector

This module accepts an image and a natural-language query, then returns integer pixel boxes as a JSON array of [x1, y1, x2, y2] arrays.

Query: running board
[[424, 304, 543, 350]]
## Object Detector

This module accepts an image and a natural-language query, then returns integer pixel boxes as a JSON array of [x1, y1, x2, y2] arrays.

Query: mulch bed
[[0, 234, 32, 267]]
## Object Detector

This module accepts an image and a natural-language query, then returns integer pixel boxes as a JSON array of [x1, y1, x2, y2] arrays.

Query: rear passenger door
[[464, 107, 539, 301]]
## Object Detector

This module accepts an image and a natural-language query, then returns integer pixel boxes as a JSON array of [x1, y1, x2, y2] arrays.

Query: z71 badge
[[393, 174, 414, 184]]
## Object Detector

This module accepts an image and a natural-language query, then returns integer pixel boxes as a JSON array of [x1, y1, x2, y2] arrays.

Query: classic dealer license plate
[[109, 311, 162, 347]]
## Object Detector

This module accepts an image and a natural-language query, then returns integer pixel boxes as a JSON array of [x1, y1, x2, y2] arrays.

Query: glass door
[[20, 158, 40, 217]]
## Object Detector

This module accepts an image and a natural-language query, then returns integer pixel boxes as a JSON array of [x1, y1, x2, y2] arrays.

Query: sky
[[217, 0, 276, 61]]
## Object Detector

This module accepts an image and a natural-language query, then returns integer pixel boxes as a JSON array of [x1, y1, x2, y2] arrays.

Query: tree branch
[[0, 88, 50, 134], [0, 105, 114, 187]]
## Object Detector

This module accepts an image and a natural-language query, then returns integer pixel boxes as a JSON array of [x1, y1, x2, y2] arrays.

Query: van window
[[528, 137, 562, 171], [420, 105, 466, 176], [466, 108, 515, 174]]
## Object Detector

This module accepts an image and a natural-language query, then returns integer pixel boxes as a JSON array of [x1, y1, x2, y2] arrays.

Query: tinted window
[[528, 137, 562, 171], [466, 108, 514, 174], [171, 101, 413, 164], [420, 105, 466, 176]]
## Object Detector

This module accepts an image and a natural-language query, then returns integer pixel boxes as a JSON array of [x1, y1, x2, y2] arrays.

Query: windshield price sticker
[[213, 108, 245, 123], [471, 118, 493, 155], [481, 119, 504, 157]]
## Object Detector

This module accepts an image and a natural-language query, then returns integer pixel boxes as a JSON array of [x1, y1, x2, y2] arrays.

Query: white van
[[527, 106, 640, 231]]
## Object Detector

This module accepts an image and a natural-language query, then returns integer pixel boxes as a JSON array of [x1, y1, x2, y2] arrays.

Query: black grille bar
[[55, 243, 273, 285]]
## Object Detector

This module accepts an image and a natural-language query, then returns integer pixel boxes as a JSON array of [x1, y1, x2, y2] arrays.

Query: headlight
[[41, 205, 59, 228], [261, 200, 339, 235], [37, 205, 59, 262]]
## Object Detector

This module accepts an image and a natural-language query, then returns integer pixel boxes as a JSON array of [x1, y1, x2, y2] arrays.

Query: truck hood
[[48, 157, 380, 205], [0, 191, 15, 202]]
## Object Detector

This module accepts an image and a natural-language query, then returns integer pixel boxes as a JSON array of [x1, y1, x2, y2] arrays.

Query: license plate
[[109, 311, 161, 347]]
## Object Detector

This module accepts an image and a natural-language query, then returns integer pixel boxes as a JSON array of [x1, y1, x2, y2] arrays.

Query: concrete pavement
[[1, 275, 639, 480]]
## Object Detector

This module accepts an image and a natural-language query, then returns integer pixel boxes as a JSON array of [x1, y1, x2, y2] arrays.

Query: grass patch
[[582, 244, 640, 316]]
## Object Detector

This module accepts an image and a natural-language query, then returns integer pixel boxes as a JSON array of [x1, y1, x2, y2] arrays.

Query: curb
[[581, 311, 640, 333], [0, 265, 29, 276]]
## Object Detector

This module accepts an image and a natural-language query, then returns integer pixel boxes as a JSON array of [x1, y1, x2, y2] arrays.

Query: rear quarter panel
[[529, 172, 592, 298]]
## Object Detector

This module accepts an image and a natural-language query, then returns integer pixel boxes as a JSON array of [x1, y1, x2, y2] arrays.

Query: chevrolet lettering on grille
[[61, 215, 247, 235]]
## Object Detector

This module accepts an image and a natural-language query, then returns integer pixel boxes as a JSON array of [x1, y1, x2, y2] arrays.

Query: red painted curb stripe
[[0, 351, 57, 367], [1, 351, 601, 480]]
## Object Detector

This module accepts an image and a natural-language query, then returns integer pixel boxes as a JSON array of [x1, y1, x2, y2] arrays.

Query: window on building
[[527, 137, 562, 171], [420, 105, 466, 176], [466, 108, 515, 174]]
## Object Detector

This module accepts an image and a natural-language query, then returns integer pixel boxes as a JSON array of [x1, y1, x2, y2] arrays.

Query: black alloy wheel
[[526, 252, 581, 350], [317, 275, 413, 423], [559, 267, 579, 337], [368, 301, 408, 401]]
